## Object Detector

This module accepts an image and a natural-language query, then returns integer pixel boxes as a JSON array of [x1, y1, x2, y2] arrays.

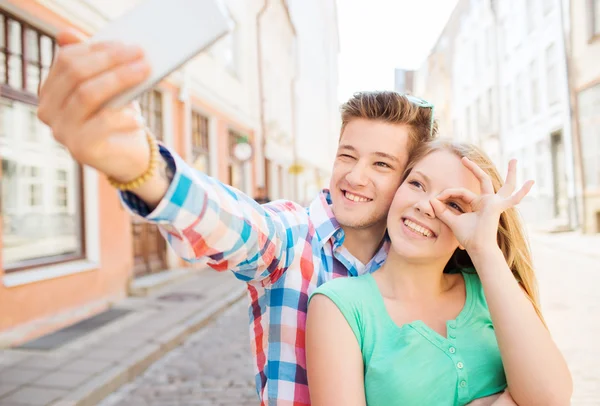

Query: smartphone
[[90, 0, 233, 109]]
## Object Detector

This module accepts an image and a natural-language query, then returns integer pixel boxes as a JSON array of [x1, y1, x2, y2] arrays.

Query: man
[[254, 186, 271, 205], [38, 31, 436, 405]]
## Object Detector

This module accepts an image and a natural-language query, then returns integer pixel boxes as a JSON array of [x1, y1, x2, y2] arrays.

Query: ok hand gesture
[[430, 158, 534, 255]]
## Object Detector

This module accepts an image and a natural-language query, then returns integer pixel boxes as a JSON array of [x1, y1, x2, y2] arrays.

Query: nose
[[414, 198, 435, 218], [345, 161, 369, 187]]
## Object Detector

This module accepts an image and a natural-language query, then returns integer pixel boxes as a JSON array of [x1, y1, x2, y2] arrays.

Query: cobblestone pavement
[[531, 240, 600, 406], [99, 299, 257, 406], [100, 238, 599, 406]]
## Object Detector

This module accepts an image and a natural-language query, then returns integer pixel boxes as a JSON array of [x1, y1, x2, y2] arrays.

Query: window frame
[[589, 0, 600, 41], [191, 110, 210, 173], [138, 89, 164, 141], [0, 9, 86, 273]]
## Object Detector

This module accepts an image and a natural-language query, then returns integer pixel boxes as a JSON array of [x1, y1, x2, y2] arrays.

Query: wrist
[[467, 245, 504, 263], [129, 152, 173, 211]]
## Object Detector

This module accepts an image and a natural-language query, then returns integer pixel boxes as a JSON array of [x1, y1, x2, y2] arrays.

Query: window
[[56, 170, 69, 209], [577, 84, 600, 189], [191, 111, 210, 174], [526, 0, 535, 33], [516, 72, 525, 123], [209, 24, 239, 77], [487, 88, 494, 128], [530, 60, 540, 114], [545, 43, 559, 105], [590, 0, 600, 38], [465, 106, 472, 142], [535, 140, 548, 190], [485, 27, 492, 66], [521, 147, 532, 182], [0, 10, 84, 271], [505, 84, 513, 129], [228, 129, 247, 191], [0, 12, 55, 103], [0, 98, 13, 137], [473, 41, 479, 77], [139, 89, 164, 141], [476, 96, 485, 132]]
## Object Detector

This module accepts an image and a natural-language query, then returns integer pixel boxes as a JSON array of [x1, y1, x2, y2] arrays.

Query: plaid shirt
[[122, 146, 389, 405]]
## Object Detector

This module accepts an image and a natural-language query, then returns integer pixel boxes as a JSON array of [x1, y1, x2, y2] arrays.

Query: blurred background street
[[0, 0, 599, 404]]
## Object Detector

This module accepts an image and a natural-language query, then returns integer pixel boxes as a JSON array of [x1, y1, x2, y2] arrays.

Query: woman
[[306, 140, 572, 406]]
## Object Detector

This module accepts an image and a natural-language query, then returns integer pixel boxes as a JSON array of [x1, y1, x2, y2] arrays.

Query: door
[[132, 217, 167, 277], [132, 89, 167, 277], [550, 131, 568, 221]]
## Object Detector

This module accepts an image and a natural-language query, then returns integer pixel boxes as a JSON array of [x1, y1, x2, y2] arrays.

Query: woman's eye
[[338, 154, 355, 160], [408, 180, 423, 189], [375, 162, 391, 168], [447, 201, 464, 213]]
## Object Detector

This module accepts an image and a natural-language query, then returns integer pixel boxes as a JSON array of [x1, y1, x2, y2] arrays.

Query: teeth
[[403, 219, 433, 237], [345, 191, 370, 203]]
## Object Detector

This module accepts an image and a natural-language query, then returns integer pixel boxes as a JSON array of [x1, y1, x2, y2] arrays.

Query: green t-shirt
[[310, 270, 507, 406]]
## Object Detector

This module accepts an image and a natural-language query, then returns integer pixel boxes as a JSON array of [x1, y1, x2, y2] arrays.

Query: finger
[[54, 107, 145, 150], [37, 30, 86, 97], [500, 159, 517, 197], [39, 36, 107, 97], [56, 29, 87, 46], [436, 188, 478, 205], [461, 157, 494, 195], [61, 60, 151, 124], [506, 180, 534, 208], [38, 44, 145, 124], [431, 198, 458, 229]]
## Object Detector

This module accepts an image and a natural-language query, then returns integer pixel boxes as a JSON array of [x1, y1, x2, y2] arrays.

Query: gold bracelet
[[107, 131, 160, 191]]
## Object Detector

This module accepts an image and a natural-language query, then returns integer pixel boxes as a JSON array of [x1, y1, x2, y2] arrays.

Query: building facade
[[287, 0, 340, 206], [413, 0, 470, 143], [0, 0, 308, 345], [417, 0, 579, 232], [570, 0, 600, 233]]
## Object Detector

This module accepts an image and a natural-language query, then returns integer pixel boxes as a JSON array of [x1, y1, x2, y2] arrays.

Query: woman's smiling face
[[386, 150, 482, 263]]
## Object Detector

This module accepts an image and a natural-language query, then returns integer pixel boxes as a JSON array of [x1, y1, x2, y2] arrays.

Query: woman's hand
[[430, 158, 533, 256]]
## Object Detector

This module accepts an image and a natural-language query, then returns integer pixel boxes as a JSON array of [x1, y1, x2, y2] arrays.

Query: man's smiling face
[[330, 118, 411, 232]]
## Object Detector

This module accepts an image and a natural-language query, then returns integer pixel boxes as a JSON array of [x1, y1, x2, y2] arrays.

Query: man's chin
[[336, 213, 377, 230]]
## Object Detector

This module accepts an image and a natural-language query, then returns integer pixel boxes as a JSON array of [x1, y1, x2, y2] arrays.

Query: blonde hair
[[340, 91, 438, 153], [404, 139, 545, 324]]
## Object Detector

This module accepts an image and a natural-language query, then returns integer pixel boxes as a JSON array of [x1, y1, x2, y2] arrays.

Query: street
[[100, 239, 599, 406], [99, 299, 257, 406]]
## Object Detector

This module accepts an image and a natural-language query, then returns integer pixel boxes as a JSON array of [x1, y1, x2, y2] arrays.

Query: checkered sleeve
[[120, 146, 297, 283]]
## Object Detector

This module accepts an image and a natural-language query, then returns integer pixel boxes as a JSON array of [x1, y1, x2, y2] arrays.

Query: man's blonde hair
[[340, 91, 438, 153]]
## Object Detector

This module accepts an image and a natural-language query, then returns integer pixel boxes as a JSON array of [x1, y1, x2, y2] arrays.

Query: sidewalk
[[0, 271, 247, 406], [529, 230, 600, 259]]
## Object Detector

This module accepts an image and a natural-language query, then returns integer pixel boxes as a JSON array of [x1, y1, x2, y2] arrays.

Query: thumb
[[430, 198, 457, 229], [57, 29, 87, 47]]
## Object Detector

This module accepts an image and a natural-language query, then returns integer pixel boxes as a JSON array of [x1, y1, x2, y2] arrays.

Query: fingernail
[[124, 45, 144, 57], [130, 60, 150, 73]]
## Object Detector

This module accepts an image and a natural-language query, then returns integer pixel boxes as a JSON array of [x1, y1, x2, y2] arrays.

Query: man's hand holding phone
[[37, 31, 172, 208], [37, 0, 232, 208]]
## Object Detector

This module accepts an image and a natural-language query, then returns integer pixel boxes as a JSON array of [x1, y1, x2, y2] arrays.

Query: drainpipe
[[490, 0, 505, 165], [290, 69, 298, 202], [256, 0, 269, 190], [559, 0, 585, 230]]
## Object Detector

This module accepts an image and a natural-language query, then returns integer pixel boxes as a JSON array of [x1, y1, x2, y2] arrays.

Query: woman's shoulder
[[312, 274, 374, 300]]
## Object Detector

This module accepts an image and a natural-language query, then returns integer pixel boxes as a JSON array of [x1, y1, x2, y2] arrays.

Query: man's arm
[[37, 31, 295, 283], [122, 145, 298, 282]]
